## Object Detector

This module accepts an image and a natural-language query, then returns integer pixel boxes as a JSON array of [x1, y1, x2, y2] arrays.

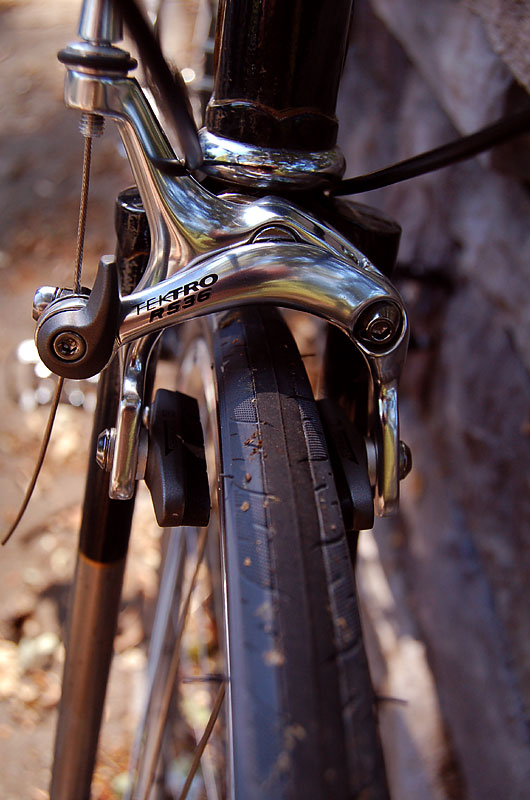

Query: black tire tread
[[211, 307, 388, 800]]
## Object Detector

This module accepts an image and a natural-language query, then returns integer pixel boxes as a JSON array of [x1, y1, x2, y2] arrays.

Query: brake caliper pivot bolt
[[399, 440, 412, 480], [356, 301, 401, 348], [52, 331, 87, 362]]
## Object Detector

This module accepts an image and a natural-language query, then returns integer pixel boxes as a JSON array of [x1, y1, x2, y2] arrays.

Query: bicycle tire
[[131, 306, 389, 800]]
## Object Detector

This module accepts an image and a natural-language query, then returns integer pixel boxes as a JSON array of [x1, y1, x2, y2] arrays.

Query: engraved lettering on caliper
[[133, 273, 219, 322]]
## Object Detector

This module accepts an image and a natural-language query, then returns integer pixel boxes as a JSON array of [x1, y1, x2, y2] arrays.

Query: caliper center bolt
[[369, 319, 393, 341], [53, 331, 86, 362], [356, 301, 401, 348], [399, 441, 412, 480]]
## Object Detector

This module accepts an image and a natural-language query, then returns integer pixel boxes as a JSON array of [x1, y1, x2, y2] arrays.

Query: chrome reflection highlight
[[78, 0, 122, 44], [199, 129, 346, 189], [63, 71, 361, 289]]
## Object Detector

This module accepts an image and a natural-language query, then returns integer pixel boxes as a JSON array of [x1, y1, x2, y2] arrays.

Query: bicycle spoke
[[139, 524, 209, 800], [177, 683, 226, 800], [181, 531, 224, 800], [181, 674, 225, 684]]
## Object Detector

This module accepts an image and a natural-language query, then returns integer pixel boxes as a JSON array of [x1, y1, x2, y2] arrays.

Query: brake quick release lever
[[35, 257, 120, 380]]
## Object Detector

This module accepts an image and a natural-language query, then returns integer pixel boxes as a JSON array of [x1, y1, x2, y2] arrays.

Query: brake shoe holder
[[108, 333, 159, 501], [317, 398, 375, 532], [144, 389, 210, 528]]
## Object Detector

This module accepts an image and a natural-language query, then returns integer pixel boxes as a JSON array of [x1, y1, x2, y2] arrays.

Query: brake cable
[[112, 0, 202, 171], [331, 106, 530, 195], [2, 113, 101, 546]]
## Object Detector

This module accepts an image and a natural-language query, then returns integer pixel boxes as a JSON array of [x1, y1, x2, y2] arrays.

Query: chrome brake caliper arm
[[62, 67, 369, 283], [117, 240, 408, 516], [35, 240, 407, 515], [37, 50, 408, 516]]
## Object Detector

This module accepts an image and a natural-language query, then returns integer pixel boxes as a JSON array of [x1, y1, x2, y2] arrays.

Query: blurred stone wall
[[337, 1, 530, 797]]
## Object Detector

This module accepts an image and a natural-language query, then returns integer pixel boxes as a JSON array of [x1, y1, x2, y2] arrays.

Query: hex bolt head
[[356, 301, 401, 349], [399, 440, 412, 480], [52, 331, 87, 362]]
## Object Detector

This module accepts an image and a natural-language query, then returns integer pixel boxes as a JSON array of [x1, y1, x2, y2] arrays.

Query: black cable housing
[[331, 106, 530, 195], [112, 0, 202, 170]]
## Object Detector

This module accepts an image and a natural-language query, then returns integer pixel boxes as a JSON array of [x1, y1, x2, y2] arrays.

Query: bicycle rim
[[128, 306, 388, 800]]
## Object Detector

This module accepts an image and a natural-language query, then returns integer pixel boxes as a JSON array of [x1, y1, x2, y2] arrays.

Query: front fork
[[50, 356, 136, 800], [49, 189, 151, 800]]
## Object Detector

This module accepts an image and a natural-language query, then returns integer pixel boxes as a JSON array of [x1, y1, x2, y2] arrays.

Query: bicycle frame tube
[[201, 0, 353, 184], [206, 0, 353, 150], [50, 356, 136, 800]]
